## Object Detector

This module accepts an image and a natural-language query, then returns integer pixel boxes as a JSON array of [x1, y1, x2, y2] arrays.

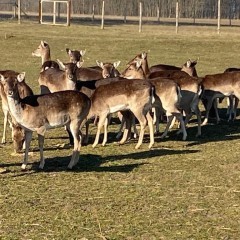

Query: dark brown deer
[[0, 72, 91, 170], [0, 70, 33, 152], [32, 40, 59, 72], [88, 79, 155, 149]]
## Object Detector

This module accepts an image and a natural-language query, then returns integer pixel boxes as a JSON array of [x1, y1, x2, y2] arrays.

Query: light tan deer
[[32, 40, 59, 72], [0, 72, 91, 170], [88, 79, 155, 149], [38, 60, 82, 94], [0, 70, 33, 152]]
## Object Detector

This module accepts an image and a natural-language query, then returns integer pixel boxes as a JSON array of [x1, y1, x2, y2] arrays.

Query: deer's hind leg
[[68, 120, 82, 169]]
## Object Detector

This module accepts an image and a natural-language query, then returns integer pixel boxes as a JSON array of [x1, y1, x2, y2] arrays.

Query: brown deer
[[66, 48, 86, 63], [38, 60, 82, 94], [32, 40, 59, 72], [88, 79, 155, 149], [0, 70, 33, 152], [0, 72, 91, 170], [201, 71, 240, 125], [121, 59, 192, 140], [76, 60, 120, 81]]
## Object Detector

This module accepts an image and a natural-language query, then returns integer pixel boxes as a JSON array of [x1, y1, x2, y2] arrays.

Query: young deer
[[0, 70, 33, 152], [0, 72, 91, 170], [32, 41, 59, 72], [88, 79, 155, 149]]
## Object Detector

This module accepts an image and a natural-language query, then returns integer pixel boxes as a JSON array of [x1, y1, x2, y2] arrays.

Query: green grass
[[0, 19, 240, 239]]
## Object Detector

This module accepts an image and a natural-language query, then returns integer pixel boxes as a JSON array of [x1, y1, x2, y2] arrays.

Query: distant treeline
[[1, 0, 240, 19]]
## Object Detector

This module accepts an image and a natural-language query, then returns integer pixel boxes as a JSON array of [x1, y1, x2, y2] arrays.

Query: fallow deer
[[0, 70, 33, 152], [201, 71, 240, 125], [38, 60, 82, 94], [32, 40, 59, 72], [121, 59, 190, 140], [0, 72, 91, 170], [76, 60, 120, 81], [88, 79, 155, 149], [66, 48, 86, 63]]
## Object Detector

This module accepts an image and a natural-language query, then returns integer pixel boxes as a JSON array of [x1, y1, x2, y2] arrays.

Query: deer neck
[[141, 59, 150, 76], [7, 95, 24, 125], [42, 51, 51, 64]]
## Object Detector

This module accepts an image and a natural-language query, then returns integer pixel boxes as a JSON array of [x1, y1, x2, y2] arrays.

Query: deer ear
[[80, 49, 86, 56], [77, 60, 84, 68], [113, 61, 121, 68], [186, 60, 191, 68], [17, 72, 25, 83], [0, 74, 5, 83], [136, 59, 142, 69], [57, 59, 66, 70], [66, 48, 70, 54], [96, 60, 104, 69], [141, 52, 147, 59], [41, 40, 48, 48]]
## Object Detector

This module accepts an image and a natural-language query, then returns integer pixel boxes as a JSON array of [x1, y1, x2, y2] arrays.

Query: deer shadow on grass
[[29, 148, 199, 173], [2, 147, 199, 176]]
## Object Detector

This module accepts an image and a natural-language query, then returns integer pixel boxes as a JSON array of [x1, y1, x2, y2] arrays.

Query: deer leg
[[213, 99, 220, 123], [193, 105, 202, 137], [102, 116, 110, 146], [146, 111, 154, 149], [153, 107, 160, 134], [227, 96, 234, 121], [92, 114, 108, 148], [132, 110, 148, 149], [68, 120, 81, 169], [132, 115, 138, 138], [233, 97, 239, 121], [175, 113, 187, 140], [119, 111, 132, 145], [21, 131, 33, 170], [38, 134, 45, 169], [1, 109, 8, 144], [81, 118, 89, 145], [202, 97, 214, 126], [66, 127, 74, 146], [160, 115, 174, 139]]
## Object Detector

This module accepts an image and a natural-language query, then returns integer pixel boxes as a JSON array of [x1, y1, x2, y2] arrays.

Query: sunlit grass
[[0, 20, 240, 239]]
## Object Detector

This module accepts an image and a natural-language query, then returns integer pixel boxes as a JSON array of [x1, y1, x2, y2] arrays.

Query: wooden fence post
[[139, 2, 142, 33], [176, 0, 179, 34], [217, 0, 221, 34], [18, 0, 21, 24], [101, 1, 105, 29]]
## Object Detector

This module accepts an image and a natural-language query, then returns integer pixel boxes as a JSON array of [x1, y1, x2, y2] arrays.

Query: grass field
[[0, 19, 240, 239]]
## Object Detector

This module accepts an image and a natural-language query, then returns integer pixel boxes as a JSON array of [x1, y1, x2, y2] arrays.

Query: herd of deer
[[1, 40, 240, 171]]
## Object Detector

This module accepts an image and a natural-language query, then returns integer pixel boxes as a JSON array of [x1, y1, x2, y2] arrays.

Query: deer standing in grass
[[201, 71, 240, 126], [121, 59, 189, 140], [0, 70, 33, 152], [88, 79, 155, 149], [0, 72, 91, 170]]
